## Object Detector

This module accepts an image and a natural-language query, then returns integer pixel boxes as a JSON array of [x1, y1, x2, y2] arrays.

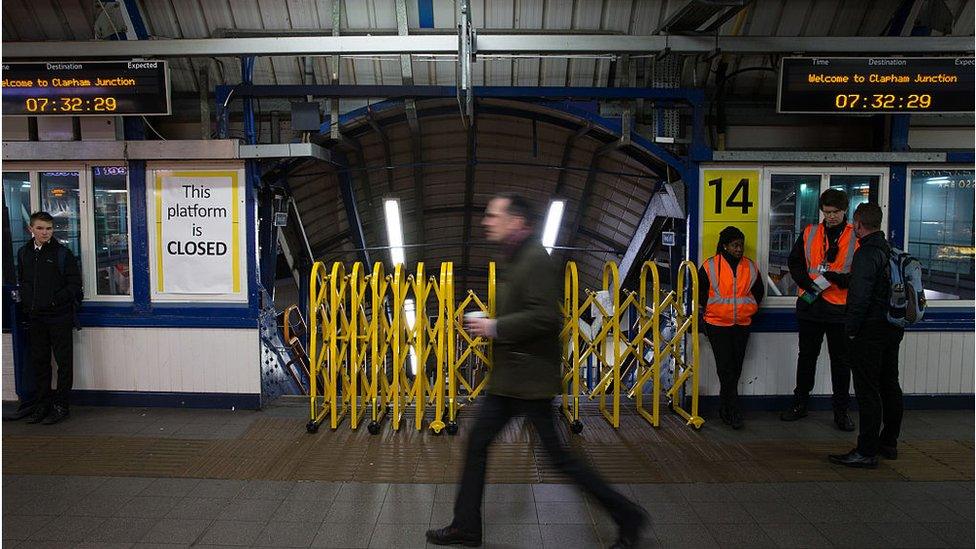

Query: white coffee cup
[[464, 311, 488, 320]]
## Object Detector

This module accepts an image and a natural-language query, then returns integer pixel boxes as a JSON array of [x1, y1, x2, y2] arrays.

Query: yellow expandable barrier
[[307, 257, 699, 434]]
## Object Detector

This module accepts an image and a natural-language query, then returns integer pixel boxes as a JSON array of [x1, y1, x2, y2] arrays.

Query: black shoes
[[425, 526, 482, 547], [780, 402, 807, 421], [828, 449, 879, 469], [729, 409, 744, 430], [833, 411, 855, 432], [3, 404, 36, 421], [611, 505, 649, 549], [42, 405, 69, 425], [879, 445, 898, 460], [25, 405, 50, 424]]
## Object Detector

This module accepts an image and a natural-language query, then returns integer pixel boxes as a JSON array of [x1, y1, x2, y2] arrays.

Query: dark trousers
[[793, 319, 851, 411], [29, 322, 73, 408], [705, 323, 750, 409], [453, 394, 634, 533], [850, 321, 905, 456]]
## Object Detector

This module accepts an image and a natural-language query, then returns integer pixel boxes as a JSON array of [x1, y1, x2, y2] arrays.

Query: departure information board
[[778, 57, 974, 114], [1, 60, 170, 116]]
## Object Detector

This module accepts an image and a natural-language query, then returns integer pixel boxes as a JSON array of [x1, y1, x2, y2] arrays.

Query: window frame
[[699, 164, 890, 309], [2, 162, 134, 303], [905, 165, 975, 308]]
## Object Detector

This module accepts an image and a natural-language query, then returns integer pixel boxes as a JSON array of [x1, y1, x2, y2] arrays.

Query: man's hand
[[464, 317, 497, 338]]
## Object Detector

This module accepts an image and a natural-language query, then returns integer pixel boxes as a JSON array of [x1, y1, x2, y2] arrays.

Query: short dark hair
[[29, 211, 54, 225], [853, 202, 883, 230], [819, 189, 849, 212], [495, 192, 539, 227]]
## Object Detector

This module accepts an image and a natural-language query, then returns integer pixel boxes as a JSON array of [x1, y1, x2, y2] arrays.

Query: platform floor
[[2, 398, 973, 548]]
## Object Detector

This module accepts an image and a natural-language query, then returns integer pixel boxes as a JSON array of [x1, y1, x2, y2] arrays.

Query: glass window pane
[[2, 172, 32, 285], [39, 171, 82, 259], [91, 166, 130, 296], [768, 174, 821, 296], [908, 169, 975, 300], [829, 174, 881, 216]]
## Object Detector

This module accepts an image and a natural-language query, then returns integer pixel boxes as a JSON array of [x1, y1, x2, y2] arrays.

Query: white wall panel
[[698, 331, 975, 397], [66, 327, 261, 394], [2, 333, 16, 401]]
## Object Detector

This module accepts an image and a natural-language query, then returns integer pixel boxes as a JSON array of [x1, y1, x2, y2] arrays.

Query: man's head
[[482, 193, 538, 244], [819, 189, 849, 228], [28, 211, 55, 245], [852, 202, 883, 239]]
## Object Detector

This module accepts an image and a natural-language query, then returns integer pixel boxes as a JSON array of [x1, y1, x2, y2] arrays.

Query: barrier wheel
[[570, 420, 584, 434], [446, 422, 459, 435], [306, 421, 319, 434], [367, 421, 381, 435]]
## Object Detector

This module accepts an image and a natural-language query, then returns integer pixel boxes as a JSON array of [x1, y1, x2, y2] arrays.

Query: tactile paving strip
[[3, 406, 973, 483]]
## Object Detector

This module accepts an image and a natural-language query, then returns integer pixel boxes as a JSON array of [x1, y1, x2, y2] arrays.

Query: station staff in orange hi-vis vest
[[780, 189, 859, 432], [698, 226, 764, 430]]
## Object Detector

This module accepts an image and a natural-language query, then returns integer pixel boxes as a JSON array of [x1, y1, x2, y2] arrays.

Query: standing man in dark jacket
[[427, 193, 646, 549], [780, 189, 857, 431], [16, 211, 81, 425], [829, 203, 904, 469]]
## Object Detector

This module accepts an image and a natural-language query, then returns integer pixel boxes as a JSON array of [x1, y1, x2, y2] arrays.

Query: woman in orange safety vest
[[698, 226, 765, 430]]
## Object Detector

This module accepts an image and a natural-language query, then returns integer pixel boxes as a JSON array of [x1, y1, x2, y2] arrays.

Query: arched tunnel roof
[[287, 98, 681, 296]]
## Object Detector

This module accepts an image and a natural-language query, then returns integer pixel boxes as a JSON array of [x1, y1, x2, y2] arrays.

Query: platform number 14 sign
[[701, 169, 760, 261]]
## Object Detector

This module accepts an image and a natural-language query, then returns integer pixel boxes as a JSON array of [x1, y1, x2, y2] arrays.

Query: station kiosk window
[[1, 165, 132, 302], [906, 168, 975, 302]]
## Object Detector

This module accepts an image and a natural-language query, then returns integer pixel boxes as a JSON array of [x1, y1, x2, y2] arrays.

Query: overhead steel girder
[[566, 140, 625, 252], [4, 35, 972, 58]]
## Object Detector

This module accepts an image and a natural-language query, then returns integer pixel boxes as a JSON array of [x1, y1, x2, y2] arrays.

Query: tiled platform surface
[[2, 399, 973, 548]]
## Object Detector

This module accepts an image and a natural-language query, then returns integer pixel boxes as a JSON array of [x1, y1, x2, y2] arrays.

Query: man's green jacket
[[486, 237, 563, 400]]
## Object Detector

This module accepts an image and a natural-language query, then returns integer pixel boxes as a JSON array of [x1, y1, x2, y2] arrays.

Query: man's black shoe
[[833, 411, 855, 432], [780, 402, 807, 421], [879, 446, 898, 460], [611, 505, 648, 549], [729, 409, 744, 430], [828, 449, 879, 469], [25, 406, 50, 424], [41, 405, 69, 425], [426, 526, 481, 547], [3, 404, 35, 421]]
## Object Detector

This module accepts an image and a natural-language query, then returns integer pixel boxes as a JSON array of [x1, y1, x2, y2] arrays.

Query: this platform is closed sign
[[701, 169, 760, 261]]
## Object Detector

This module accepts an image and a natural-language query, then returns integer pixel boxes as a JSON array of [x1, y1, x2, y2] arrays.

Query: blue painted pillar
[[888, 164, 908, 248]]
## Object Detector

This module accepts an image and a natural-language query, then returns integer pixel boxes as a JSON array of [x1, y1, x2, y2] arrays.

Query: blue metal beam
[[334, 151, 372, 266], [418, 0, 435, 28]]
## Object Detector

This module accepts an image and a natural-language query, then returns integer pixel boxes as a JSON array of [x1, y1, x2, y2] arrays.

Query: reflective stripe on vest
[[703, 255, 759, 326]]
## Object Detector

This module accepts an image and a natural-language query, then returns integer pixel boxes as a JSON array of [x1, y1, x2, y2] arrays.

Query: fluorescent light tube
[[541, 200, 565, 254], [383, 198, 405, 266]]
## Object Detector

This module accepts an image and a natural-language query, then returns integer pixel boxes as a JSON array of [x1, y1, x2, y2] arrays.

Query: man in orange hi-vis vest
[[780, 189, 858, 431], [698, 226, 764, 430]]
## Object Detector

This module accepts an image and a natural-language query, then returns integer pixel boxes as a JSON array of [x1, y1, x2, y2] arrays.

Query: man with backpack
[[829, 203, 905, 468], [16, 211, 82, 425]]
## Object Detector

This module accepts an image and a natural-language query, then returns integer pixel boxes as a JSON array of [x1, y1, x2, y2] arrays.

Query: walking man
[[830, 203, 905, 468], [426, 193, 646, 548], [17, 212, 81, 425], [781, 189, 857, 431]]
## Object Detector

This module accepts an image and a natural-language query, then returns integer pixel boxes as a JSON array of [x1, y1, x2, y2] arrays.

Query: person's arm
[[52, 249, 82, 306], [494, 251, 561, 344], [822, 270, 850, 289], [751, 263, 765, 305], [844, 247, 880, 338], [697, 264, 710, 314], [788, 233, 815, 293]]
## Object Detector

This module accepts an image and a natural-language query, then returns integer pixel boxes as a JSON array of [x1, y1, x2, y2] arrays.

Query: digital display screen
[[1, 60, 170, 116], [778, 57, 974, 114]]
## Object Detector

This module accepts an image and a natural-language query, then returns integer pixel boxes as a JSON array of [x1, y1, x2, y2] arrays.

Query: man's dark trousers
[[452, 394, 632, 533], [794, 319, 851, 410], [850, 320, 905, 456], [29, 321, 73, 408]]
